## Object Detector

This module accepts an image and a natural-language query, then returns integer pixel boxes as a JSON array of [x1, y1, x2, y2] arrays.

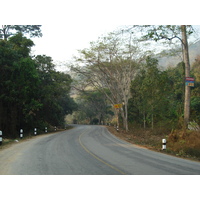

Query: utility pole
[[181, 25, 191, 128]]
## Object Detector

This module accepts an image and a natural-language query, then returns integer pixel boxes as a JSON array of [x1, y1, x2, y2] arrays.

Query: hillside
[[158, 40, 200, 69]]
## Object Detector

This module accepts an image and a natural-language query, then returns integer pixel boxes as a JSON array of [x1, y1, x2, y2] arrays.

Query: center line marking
[[78, 132, 126, 175]]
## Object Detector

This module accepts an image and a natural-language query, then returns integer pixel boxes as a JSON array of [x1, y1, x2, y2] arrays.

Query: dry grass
[[106, 125, 200, 161], [168, 130, 200, 159]]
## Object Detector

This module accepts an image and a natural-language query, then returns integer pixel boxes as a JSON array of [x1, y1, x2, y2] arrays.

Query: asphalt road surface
[[1, 125, 200, 175]]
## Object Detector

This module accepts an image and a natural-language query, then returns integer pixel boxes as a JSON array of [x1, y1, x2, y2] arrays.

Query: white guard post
[[162, 139, 166, 150], [34, 128, 37, 135], [0, 130, 2, 145], [20, 129, 23, 139]]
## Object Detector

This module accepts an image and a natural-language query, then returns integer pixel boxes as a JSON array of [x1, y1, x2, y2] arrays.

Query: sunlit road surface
[[1, 125, 200, 175]]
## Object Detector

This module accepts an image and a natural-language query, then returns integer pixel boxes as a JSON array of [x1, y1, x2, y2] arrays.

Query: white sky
[[31, 24, 200, 71], [31, 24, 121, 70], [2, 0, 200, 71]]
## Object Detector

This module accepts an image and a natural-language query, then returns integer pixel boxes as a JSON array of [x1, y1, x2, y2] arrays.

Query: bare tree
[[71, 31, 143, 131]]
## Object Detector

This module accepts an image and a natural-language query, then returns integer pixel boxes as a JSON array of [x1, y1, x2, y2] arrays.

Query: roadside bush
[[185, 147, 200, 158], [168, 130, 200, 159]]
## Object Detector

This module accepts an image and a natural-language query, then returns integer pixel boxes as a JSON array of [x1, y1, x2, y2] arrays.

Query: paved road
[[1, 125, 200, 175]]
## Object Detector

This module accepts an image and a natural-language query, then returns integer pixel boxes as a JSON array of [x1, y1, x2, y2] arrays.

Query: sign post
[[113, 104, 122, 109]]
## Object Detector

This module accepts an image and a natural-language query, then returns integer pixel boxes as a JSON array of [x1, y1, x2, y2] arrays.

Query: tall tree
[[126, 25, 194, 128], [0, 33, 41, 137], [0, 25, 42, 40], [181, 25, 191, 127], [72, 32, 142, 131], [34, 55, 77, 127], [130, 56, 170, 129], [0, 33, 77, 138]]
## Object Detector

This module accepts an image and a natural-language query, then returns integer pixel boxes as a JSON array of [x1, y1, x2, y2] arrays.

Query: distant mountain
[[63, 40, 200, 73], [157, 40, 200, 69]]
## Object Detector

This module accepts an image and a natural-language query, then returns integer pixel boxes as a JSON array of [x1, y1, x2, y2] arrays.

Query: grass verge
[[106, 125, 200, 162]]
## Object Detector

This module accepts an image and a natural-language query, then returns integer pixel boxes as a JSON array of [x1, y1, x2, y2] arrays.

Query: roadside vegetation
[[107, 126, 200, 161], [69, 25, 200, 160], [0, 25, 77, 139]]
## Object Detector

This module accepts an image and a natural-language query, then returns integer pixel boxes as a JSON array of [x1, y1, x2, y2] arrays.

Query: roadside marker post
[[34, 128, 37, 136], [0, 130, 2, 145], [20, 129, 23, 139], [162, 139, 166, 150], [54, 126, 57, 131], [45, 127, 47, 133]]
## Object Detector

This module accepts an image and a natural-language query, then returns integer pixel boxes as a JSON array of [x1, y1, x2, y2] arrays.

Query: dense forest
[[70, 26, 200, 132], [0, 26, 77, 138]]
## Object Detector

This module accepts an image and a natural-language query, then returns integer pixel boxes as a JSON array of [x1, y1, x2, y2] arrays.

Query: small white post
[[20, 129, 23, 139], [54, 126, 57, 131], [0, 130, 2, 145], [34, 128, 37, 136], [117, 126, 119, 132], [162, 139, 166, 150], [45, 127, 47, 133]]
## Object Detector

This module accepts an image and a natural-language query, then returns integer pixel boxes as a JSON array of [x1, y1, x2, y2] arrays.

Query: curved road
[[1, 125, 200, 175]]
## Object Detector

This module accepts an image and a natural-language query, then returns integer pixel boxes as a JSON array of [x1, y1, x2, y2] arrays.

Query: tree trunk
[[114, 108, 119, 128], [151, 113, 154, 130], [124, 103, 129, 132], [120, 103, 129, 132], [143, 112, 146, 129], [181, 25, 191, 128]]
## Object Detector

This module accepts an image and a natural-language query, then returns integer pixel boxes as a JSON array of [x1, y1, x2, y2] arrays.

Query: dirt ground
[[106, 126, 162, 150], [106, 125, 200, 162]]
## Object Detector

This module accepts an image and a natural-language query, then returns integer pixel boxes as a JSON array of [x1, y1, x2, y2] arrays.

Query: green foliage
[[0, 25, 42, 40], [135, 25, 193, 43], [34, 55, 77, 127], [129, 56, 171, 128], [0, 33, 41, 137], [129, 54, 200, 130], [74, 90, 113, 124], [0, 33, 77, 138]]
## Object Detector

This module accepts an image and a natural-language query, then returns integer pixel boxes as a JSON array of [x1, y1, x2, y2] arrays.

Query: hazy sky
[[31, 24, 121, 68], [2, 0, 200, 72], [31, 24, 200, 71]]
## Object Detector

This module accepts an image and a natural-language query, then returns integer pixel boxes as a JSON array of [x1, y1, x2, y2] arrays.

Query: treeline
[[0, 32, 77, 138], [129, 56, 200, 129], [72, 55, 200, 130], [70, 26, 200, 131]]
